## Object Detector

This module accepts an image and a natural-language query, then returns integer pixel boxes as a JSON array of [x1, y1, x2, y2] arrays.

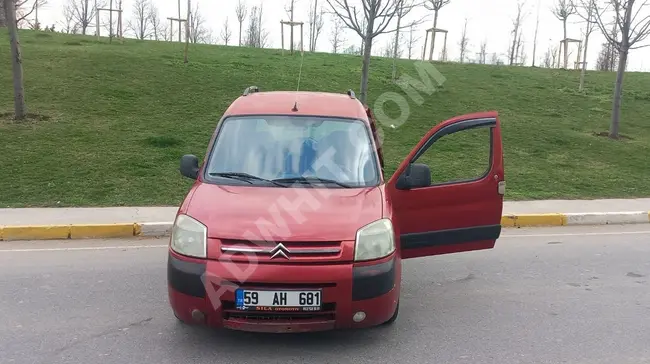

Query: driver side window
[[413, 124, 492, 186]]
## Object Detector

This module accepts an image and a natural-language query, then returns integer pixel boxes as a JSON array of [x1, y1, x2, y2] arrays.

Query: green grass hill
[[1, 30, 649, 207]]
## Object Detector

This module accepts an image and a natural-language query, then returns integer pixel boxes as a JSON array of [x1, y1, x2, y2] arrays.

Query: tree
[[479, 39, 487, 63], [423, 0, 452, 61], [532, 0, 541, 66], [330, 17, 346, 53], [235, 0, 247, 46], [458, 18, 469, 63], [407, 24, 421, 59], [148, 2, 162, 40], [308, 0, 325, 51], [589, 0, 650, 139], [327, 0, 416, 103], [221, 17, 232, 45], [1, 0, 46, 27], [189, 2, 208, 43], [60, 4, 77, 33], [245, 5, 268, 48], [3, 0, 27, 120], [391, 0, 424, 79], [64, 0, 100, 35], [552, 0, 577, 69], [509, 1, 526, 65], [128, 0, 151, 40], [576, 0, 598, 90]]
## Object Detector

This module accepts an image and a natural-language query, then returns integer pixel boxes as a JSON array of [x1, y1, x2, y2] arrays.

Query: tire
[[383, 301, 399, 325]]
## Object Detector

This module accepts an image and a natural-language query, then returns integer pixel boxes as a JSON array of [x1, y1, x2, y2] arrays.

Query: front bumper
[[167, 250, 400, 333]]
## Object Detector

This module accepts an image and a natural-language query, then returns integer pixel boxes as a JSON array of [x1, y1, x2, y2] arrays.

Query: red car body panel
[[167, 90, 504, 333]]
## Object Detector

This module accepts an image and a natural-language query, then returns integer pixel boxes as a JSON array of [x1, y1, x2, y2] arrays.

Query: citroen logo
[[270, 243, 290, 260]]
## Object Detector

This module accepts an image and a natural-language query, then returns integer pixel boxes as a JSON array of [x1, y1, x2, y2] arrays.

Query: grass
[[0, 30, 649, 208]]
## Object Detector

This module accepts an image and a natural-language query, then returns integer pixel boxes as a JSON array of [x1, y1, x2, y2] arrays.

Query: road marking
[[1, 230, 650, 252], [500, 230, 650, 238], [0, 245, 168, 252]]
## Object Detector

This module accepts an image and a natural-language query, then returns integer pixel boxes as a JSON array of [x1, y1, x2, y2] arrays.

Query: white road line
[[0, 245, 168, 252], [500, 230, 650, 238], [1, 230, 650, 252]]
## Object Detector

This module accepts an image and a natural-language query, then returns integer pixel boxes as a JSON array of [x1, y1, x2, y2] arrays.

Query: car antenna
[[293, 48, 305, 112]]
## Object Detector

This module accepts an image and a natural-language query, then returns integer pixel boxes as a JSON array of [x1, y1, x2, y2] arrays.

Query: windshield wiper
[[272, 176, 352, 188], [209, 172, 288, 187]]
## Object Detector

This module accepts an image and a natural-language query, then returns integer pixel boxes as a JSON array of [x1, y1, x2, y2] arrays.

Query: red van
[[167, 87, 505, 333]]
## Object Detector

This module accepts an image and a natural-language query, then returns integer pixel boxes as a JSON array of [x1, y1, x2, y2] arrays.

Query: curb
[[1, 212, 649, 242]]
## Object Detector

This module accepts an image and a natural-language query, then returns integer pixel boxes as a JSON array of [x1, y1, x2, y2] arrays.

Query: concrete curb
[[1, 212, 649, 241]]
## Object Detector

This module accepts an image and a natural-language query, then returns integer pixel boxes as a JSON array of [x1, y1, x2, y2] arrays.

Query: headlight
[[354, 219, 395, 262], [170, 214, 207, 258]]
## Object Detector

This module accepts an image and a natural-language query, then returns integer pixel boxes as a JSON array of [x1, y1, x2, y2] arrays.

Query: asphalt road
[[1, 225, 650, 364]]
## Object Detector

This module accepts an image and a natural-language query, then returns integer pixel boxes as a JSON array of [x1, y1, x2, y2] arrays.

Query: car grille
[[219, 239, 343, 262]]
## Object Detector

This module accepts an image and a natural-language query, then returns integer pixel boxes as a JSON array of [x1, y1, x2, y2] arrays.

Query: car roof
[[223, 91, 369, 120]]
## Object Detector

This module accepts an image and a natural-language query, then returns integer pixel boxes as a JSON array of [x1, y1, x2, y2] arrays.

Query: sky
[[34, 0, 650, 71]]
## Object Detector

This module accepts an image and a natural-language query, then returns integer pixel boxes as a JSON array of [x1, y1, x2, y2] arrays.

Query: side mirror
[[180, 154, 200, 180], [395, 163, 431, 190]]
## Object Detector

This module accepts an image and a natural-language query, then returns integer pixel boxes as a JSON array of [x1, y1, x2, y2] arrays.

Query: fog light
[[353, 311, 366, 322]]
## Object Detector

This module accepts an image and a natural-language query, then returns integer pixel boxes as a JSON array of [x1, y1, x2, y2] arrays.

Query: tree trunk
[[562, 19, 569, 69], [392, 5, 402, 81], [428, 10, 438, 61], [579, 33, 590, 91], [289, 1, 294, 54], [4, 0, 27, 120], [359, 27, 374, 104], [609, 48, 627, 139]]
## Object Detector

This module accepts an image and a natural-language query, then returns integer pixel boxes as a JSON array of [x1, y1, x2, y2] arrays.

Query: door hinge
[[498, 181, 506, 195]]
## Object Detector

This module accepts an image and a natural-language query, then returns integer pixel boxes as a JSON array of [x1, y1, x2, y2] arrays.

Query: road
[[1, 225, 650, 364]]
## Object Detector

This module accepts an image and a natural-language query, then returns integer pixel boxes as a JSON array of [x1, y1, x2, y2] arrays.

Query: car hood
[[183, 183, 384, 241]]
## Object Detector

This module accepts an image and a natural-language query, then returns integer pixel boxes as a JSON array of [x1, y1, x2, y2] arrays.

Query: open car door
[[385, 111, 505, 259]]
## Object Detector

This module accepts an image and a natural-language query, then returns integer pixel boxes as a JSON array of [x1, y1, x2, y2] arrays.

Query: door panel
[[385, 111, 504, 260]]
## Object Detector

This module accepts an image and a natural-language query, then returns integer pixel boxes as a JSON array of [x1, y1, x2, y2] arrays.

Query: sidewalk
[[1, 198, 649, 241]]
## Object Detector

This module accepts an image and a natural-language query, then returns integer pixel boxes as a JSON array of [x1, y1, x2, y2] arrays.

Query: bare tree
[[391, 0, 424, 79], [589, 0, 650, 139], [161, 20, 172, 41], [509, 1, 526, 65], [60, 4, 77, 33], [1, 0, 46, 27], [235, 0, 247, 46], [149, 2, 162, 40], [519, 39, 527, 64], [407, 24, 421, 59], [479, 39, 487, 63], [458, 18, 469, 63], [221, 16, 233, 45], [128, 0, 151, 40], [330, 17, 346, 53], [553, 0, 577, 68], [189, 2, 208, 43], [424, 0, 452, 61], [327, 0, 419, 103], [576, 0, 598, 90], [532, 0, 541, 66], [543, 45, 553, 66], [308, 0, 326, 51], [246, 5, 268, 48], [490, 52, 500, 64], [65, 0, 100, 35], [3, 0, 26, 120]]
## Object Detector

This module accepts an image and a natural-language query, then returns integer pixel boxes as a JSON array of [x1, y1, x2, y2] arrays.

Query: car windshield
[[205, 115, 380, 187]]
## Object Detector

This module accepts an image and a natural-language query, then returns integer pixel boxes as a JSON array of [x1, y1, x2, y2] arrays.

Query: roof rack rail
[[347, 89, 356, 99], [243, 86, 260, 96]]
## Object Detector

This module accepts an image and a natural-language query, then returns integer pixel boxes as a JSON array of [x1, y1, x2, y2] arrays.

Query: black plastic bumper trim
[[167, 252, 206, 298], [352, 257, 396, 301]]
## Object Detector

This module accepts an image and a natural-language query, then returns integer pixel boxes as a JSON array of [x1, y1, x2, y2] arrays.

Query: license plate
[[235, 289, 322, 312]]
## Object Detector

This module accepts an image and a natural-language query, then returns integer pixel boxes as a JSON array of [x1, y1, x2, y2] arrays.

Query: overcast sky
[[35, 0, 650, 71]]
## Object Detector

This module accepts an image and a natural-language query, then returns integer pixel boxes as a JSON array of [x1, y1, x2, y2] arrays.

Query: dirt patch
[[0, 112, 52, 124], [592, 131, 633, 140]]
